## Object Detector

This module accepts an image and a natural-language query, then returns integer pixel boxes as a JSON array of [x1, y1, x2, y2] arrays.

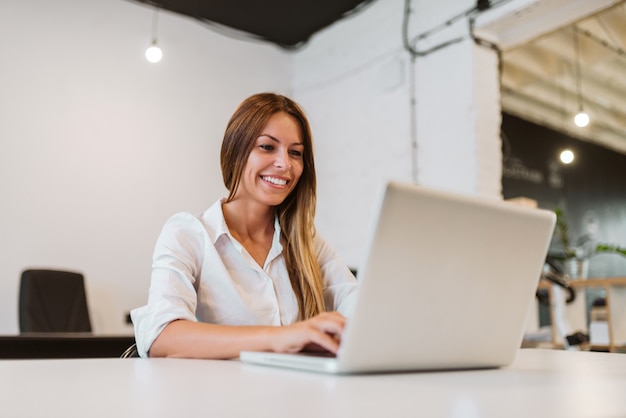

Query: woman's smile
[[261, 175, 289, 187]]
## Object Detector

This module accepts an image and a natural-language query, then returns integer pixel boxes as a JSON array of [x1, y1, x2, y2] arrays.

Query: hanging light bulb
[[560, 149, 575, 164], [146, 42, 162, 63], [574, 111, 589, 127], [145, 9, 162, 63]]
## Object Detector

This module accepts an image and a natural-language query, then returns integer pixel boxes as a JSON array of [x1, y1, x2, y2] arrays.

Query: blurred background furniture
[[0, 334, 136, 359], [539, 277, 626, 352], [19, 269, 92, 333], [5, 268, 137, 358]]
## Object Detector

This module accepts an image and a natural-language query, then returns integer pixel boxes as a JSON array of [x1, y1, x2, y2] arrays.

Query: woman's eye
[[259, 144, 274, 151], [289, 150, 303, 157]]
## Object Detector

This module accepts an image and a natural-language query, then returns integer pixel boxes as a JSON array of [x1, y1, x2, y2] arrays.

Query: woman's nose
[[274, 149, 291, 169]]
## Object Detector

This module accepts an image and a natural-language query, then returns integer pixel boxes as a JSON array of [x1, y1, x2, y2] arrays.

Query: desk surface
[[1, 348, 625, 417]]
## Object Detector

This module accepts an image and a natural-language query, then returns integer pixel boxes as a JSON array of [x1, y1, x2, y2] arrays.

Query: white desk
[[1, 349, 625, 417]]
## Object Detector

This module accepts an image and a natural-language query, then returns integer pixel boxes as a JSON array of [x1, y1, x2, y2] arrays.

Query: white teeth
[[262, 176, 287, 186]]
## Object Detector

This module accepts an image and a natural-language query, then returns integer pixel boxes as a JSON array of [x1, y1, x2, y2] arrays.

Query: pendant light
[[560, 149, 575, 164], [145, 8, 162, 63]]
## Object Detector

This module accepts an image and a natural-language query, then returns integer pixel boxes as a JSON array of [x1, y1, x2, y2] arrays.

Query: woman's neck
[[222, 199, 275, 243]]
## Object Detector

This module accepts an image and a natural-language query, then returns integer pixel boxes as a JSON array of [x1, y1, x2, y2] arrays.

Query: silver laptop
[[240, 181, 556, 374]]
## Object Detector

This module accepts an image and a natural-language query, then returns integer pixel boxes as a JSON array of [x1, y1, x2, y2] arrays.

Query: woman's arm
[[149, 311, 347, 359], [314, 235, 359, 316]]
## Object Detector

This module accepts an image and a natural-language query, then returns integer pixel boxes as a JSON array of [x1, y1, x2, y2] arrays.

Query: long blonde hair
[[220, 93, 325, 320]]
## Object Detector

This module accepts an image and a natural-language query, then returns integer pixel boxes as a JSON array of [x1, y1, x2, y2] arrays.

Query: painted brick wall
[[292, 0, 503, 266]]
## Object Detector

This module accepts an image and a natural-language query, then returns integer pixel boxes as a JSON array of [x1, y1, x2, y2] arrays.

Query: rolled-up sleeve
[[131, 213, 206, 357]]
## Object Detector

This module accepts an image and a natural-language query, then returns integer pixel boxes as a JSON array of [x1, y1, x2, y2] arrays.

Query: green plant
[[554, 208, 576, 259], [554, 207, 626, 260], [595, 243, 626, 257]]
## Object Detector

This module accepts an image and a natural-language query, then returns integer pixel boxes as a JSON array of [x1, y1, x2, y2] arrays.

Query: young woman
[[131, 93, 357, 359]]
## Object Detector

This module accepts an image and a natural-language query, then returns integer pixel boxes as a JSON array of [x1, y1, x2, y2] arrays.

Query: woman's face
[[235, 112, 305, 207]]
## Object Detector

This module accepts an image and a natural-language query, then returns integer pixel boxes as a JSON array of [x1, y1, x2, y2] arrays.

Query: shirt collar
[[200, 199, 230, 245], [202, 199, 283, 258]]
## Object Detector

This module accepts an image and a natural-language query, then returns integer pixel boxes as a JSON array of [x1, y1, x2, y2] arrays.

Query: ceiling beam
[[474, 0, 622, 51]]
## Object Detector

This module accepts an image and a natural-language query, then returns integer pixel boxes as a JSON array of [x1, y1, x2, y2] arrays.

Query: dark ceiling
[[129, 0, 375, 49]]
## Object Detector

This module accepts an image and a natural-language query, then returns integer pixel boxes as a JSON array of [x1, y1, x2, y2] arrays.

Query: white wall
[[291, 0, 504, 266], [292, 0, 413, 268], [0, 0, 291, 333]]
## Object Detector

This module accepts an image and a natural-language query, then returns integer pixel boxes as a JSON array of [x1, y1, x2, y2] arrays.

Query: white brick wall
[[292, 0, 412, 266], [292, 0, 503, 266]]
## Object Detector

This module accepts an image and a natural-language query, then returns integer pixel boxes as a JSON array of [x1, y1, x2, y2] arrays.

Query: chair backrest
[[19, 269, 92, 333]]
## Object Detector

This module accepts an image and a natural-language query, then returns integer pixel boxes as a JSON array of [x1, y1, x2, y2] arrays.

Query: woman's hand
[[271, 311, 347, 355], [149, 312, 348, 359]]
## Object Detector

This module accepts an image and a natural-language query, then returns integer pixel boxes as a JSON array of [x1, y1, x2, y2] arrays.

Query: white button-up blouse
[[131, 199, 358, 357]]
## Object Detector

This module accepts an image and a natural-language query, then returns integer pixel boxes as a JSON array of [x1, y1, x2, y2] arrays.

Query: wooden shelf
[[537, 277, 626, 352]]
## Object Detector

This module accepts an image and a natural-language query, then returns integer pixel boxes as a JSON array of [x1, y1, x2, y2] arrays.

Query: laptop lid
[[241, 181, 556, 374]]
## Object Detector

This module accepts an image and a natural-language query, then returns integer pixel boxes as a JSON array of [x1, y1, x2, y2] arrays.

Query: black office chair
[[19, 269, 92, 333]]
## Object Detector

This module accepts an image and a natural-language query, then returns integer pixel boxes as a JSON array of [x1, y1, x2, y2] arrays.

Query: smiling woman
[[130, 93, 358, 359], [232, 112, 305, 210]]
